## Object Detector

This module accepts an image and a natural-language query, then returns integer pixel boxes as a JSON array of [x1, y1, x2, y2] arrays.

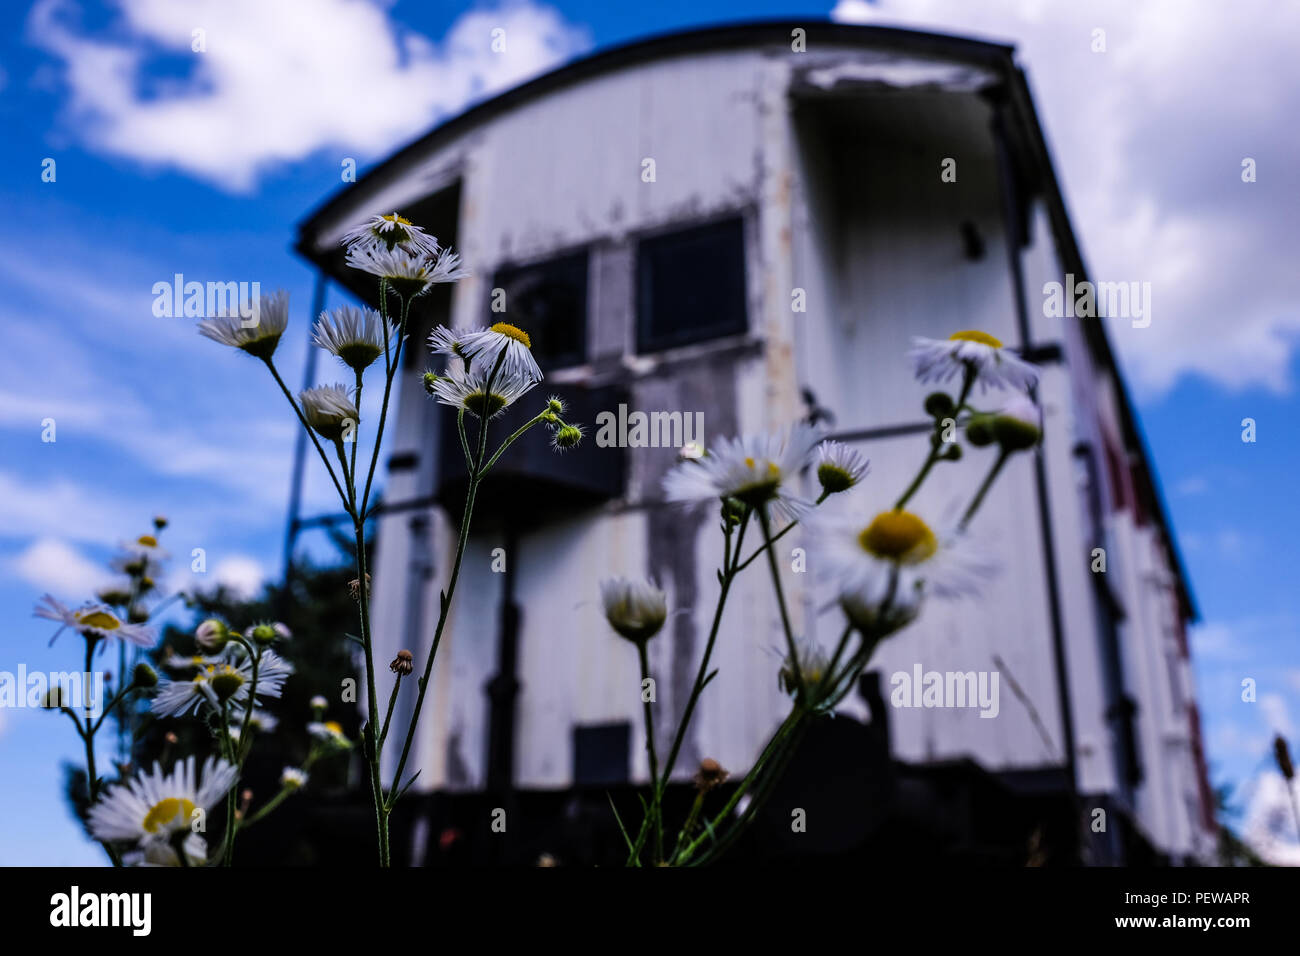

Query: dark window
[[572, 722, 630, 786], [491, 252, 588, 370], [636, 217, 747, 352]]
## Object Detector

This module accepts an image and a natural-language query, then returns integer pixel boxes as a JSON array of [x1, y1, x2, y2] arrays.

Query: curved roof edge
[[296, 18, 1015, 242]]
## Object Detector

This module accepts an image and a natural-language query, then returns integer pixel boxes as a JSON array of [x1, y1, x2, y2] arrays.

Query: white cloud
[[6, 537, 113, 596], [209, 555, 266, 599], [1172, 476, 1209, 498], [1260, 693, 1294, 737], [1241, 771, 1300, 865], [28, 0, 591, 192], [0, 470, 142, 545], [831, 0, 1300, 396]]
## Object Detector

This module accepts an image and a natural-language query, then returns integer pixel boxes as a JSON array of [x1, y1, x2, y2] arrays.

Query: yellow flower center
[[464, 390, 508, 419], [382, 213, 413, 225], [210, 666, 245, 701], [325, 721, 344, 735], [136, 535, 158, 547], [77, 611, 121, 630], [142, 797, 196, 834], [817, 462, 854, 493], [949, 330, 1002, 349], [490, 322, 532, 348], [859, 511, 938, 565]]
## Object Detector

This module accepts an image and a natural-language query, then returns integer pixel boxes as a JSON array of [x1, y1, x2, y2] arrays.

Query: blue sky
[[1, 0, 1296, 864]]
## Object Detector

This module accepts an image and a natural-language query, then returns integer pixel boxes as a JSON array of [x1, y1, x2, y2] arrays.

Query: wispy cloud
[[29, 0, 591, 191]]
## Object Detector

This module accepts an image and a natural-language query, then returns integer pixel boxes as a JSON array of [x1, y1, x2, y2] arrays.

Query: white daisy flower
[[908, 330, 1039, 393], [814, 441, 869, 495], [428, 324, 486, 364], [307, 720, 352, 749], [344, 245, 469, 297], [778, 638, 832, 697], [811, 503, 990, 637], [152, 648, 294, 718], [600, 577, 668, 644], [340, 213, 441, 258], [88, 756, 238, 865], [197, 289, 290, 361], [118, 533, 169, 564], [33, 595, 155, 647], [662, 423, 821, 522], [313, 305, 396, 372], [236, 708, 279, 734], [428, 363, 538, 419], [280, 767, 308, 790], [456, 322, 543, 383], [299, 384, 359, 442]]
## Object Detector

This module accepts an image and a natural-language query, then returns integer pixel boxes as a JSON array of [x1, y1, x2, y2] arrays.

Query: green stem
[[361, 295, 411, 519], [637, 640, 663, 863], [264, 358, 349, 507], [961, 449, 1010, 529], [386, 351, 507, 813], [896, 366, 975, 510], [756, 505, 803, 700], [480, 413, 547, 474], [221, 702, 236, 866], [378, 673, 403, 753], [658, 510, 750, 788], [677, 706, 806, 865], [630, 511, 751, 866], [353, 515, 388, 866]]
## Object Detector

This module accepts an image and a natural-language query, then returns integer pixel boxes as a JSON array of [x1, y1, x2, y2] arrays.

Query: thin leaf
[[607, 793, 634, 853]]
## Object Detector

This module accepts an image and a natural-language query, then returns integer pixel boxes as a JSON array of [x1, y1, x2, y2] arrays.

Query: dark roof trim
[[1000, 65, 1197, 621], [295, 18, 1013, 251]]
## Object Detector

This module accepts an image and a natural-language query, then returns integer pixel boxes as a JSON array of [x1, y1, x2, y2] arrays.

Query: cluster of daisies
[[598, 329, 1042, 865], [31, 516, 343, 866], [602, 328, 1043, 697]]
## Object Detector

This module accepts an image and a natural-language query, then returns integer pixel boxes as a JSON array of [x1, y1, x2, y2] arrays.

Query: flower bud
[[196, 618, 230, 651], [991, 395, 1042, 452], [281, 767, 308, 790], [132, 662, 158, 689], [693, 758, 729, 792], [678, 441, 706, 463], [248, 622, 285, 646], [600, 577, 668, 644], [552, 423, 584, 452], [924, 391, 955, 418], [965, 414, 996, 447], [390, 649, 414, 676]]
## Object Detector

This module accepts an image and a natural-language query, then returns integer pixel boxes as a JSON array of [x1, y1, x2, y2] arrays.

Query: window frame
[[488, 247, 591, 372], [634, 214, 749, 354]]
